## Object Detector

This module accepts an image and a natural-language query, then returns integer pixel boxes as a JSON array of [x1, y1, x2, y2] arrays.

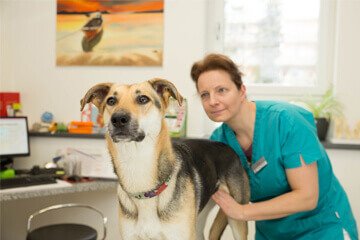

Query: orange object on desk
[[68, 121, 93, 134]]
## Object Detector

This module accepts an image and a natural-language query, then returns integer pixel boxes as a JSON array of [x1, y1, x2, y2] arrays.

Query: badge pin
[[252, 157, 268, 174]]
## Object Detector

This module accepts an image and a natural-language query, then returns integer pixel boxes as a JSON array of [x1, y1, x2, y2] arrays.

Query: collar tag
[[251, 157, 267, 174]]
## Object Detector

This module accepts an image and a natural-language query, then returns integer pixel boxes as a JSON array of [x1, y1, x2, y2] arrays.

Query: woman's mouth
[[211, 109, 225, 115]]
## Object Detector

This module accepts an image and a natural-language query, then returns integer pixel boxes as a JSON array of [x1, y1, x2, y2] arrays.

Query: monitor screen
[[0, 117, 30, 158]]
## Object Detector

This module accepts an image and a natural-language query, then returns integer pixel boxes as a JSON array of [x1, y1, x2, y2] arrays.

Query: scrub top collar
[[223, 101, 263, 177]]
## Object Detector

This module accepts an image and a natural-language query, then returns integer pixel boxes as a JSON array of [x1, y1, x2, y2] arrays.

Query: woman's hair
[[190, 53, 243, 89]]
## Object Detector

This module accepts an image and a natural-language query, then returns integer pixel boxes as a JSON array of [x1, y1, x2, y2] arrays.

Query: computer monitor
[[0, 117, 30, 168]]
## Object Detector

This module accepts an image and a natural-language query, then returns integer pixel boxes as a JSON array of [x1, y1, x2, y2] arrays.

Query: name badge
[[251, 157, 268, 174]]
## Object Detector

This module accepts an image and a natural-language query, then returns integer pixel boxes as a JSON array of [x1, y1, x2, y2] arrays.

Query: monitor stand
[[0, 157, 15, 179]]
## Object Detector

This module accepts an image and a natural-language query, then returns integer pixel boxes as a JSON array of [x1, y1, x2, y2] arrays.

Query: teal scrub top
[[210, 101, 358, 240]]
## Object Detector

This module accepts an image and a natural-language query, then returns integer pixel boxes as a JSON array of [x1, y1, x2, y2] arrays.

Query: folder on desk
[[55, 148, 117, 179]]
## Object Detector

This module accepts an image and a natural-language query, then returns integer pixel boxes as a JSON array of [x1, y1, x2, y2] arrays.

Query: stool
[[26, 203, 107, 240]]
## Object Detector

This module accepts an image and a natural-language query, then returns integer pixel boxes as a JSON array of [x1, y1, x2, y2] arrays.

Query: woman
[[190, 53, 358, 239]]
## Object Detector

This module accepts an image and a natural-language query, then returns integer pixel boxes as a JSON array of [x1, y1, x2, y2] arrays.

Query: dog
[[80, 78, 250, 240]]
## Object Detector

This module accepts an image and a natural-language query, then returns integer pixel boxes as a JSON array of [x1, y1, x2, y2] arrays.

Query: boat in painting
[[81, 12, 104, 52]]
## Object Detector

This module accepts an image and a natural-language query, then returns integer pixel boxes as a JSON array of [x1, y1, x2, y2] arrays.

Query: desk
[[0, 179, 118, 201]]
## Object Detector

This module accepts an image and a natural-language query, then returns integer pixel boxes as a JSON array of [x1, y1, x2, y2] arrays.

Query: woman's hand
[[211, 190, 245, 220]]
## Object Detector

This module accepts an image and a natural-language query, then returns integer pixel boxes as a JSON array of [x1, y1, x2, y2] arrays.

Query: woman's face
[[197, 70, 245, 122]]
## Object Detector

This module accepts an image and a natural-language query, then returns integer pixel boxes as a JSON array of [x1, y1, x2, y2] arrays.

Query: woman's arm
[[212, 156, 319, 221]]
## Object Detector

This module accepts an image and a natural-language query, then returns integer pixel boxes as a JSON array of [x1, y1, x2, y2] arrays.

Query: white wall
[[334, 0, 360, 126]]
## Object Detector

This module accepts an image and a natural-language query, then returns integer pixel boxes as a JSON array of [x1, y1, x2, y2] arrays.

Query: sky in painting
[[57, 0, 163, 13]]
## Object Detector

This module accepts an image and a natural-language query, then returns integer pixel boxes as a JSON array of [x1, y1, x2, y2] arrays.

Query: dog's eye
[[106, 96, 117, 106], [137, 95, 150, 105]]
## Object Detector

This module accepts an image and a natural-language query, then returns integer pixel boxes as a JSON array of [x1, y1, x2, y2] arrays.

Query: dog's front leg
[[197, 199, 217, 240], [119, 218, 137, 240], [161, 227, 196, 240], [161, 219, 197, 240], [228, 218, 248, 240]]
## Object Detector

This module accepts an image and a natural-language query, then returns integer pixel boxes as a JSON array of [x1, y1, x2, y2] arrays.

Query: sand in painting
[[56, 12, 163, 66]]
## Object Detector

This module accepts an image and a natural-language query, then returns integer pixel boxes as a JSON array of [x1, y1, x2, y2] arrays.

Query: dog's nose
[[111, 112, 130, 128]]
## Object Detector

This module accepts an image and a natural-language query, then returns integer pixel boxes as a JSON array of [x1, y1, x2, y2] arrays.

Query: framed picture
[[56, 0, 164, 66]]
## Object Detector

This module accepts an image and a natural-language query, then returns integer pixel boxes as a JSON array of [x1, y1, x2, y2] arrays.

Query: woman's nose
[[209, 94, 219, 106]]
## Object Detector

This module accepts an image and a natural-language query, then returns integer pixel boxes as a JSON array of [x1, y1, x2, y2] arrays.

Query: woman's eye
[[106, 97, 117, 106], [200, 93, 209, 100], [137, 95, 150, 104], [218, 88, 227, 93]]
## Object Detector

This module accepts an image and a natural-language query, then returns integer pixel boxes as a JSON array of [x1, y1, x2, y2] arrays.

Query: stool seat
[[26, 223, 97, 240]]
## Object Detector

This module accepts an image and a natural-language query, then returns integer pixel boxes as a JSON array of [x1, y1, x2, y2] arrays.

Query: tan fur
[[156, 120, 176, 163], [209, 210, 228, 240]]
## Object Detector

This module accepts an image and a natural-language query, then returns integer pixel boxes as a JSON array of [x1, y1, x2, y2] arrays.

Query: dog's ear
[[148, 78, 183, 108], [80, 83, 113, 113]]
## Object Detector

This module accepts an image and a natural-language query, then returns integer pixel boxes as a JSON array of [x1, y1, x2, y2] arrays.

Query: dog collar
[[131, 176, 171, 200]]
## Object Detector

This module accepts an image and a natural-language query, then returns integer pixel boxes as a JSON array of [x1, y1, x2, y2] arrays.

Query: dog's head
[[80, 78, 183, 143]]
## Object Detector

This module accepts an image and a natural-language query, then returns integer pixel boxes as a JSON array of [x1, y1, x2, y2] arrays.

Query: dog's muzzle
[[111, 112, 130, 128], [109, 111, 145, 142]]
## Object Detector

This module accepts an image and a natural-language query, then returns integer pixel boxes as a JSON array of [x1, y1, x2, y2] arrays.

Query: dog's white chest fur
[[118, 196, 161, 239], [115, 138, 158, 193], [120, 196, 191, 240]]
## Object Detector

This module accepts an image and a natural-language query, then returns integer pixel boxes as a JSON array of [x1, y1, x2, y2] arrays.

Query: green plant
[[299, 88, 343, 120]]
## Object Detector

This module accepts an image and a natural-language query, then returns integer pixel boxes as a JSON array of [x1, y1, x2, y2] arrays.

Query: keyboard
[[0, 175, 57, 189]]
